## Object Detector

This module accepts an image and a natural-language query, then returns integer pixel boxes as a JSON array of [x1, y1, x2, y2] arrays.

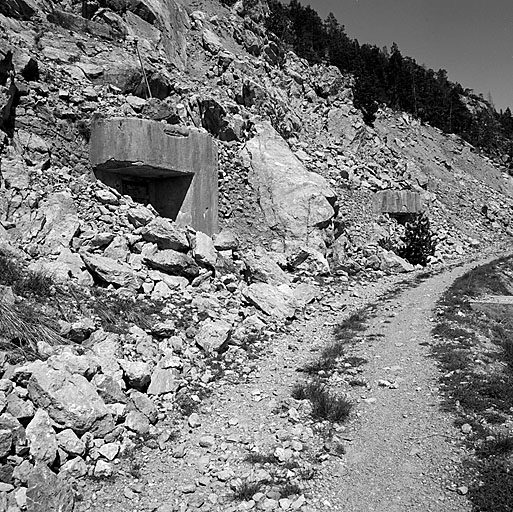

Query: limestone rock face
[[81, 252, 142, 289], [102, 0, 190, 69], [244, 123, 336, 253], [26, 361, 114, 435]]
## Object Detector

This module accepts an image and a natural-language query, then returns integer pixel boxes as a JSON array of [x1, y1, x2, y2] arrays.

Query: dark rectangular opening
[[122, 179, 150, 206]]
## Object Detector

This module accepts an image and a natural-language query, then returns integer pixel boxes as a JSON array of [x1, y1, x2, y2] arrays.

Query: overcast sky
[[299, 0, 513, 111]]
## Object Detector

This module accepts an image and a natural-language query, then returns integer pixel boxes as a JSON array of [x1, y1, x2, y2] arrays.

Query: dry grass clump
[[0, 252, 53, 298], [292, 380, 353, 423], [231, 479, 263, 501], [0, 301, 65, 359]]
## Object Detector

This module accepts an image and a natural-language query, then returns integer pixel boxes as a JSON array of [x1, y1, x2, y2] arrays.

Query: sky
[[299, 0, 513, 111]]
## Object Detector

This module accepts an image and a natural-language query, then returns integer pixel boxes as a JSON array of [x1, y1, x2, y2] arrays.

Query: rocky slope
[[0, 0, 512, 510]]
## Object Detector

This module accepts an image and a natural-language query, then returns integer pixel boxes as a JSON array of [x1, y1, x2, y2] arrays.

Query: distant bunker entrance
[[89, 117, 218, 236], [373, 190, 424, 224]]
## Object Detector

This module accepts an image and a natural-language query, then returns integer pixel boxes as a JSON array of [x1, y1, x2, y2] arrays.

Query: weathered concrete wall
[[373, 190, 424, 216], [90, 117, 218, 235]]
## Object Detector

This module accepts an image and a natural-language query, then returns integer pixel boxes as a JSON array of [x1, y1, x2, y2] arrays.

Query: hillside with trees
[[265, 0, 513, 163]]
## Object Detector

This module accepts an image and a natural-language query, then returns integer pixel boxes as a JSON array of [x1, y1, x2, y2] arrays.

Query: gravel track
[[309, 263, 478, 512], [88, 256, 507, 512]]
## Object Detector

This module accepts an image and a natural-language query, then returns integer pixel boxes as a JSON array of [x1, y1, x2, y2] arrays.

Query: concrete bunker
[[373, 190, 424, 223], [89, 117, 218, 235]]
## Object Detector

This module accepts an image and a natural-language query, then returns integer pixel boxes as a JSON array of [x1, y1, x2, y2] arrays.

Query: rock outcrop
[[244, 122, 337, 253]]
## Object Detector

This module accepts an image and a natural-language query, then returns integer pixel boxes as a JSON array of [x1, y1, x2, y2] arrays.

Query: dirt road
[[86, 258, 497, 512], [310, 263, 479, 512]]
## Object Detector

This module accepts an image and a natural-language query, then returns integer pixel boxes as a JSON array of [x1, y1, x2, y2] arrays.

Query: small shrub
[[377, 236, 396, 252], [245, 452, 277, 465], [232, 480, 263, 501], [0, 253, 52, 298], [303, 342, 344, 373], [480, 434, 513, 457], [279, 482, 302, 497], [76, 120, 91, 142], [469, 458, 513, 512], [15, 271, 53, 298], [397, 213, 436, 266], [348, 377, 367, 387], [292, 380, 353, 423]]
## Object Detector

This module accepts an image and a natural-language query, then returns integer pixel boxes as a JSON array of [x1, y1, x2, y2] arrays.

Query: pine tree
[[398, 214, 436, 267]]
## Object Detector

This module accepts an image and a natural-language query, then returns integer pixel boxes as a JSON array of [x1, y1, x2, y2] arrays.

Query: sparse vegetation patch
[[292, 380, 353, 423], [431, 255, 513, 511]]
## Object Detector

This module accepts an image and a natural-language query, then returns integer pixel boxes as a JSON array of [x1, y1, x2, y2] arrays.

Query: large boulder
[[144, 249, 199, 279], [243, 248, 289, 285], [83, 329, 122, 378], [34, 192, 79, 256], [26, 462, 74, 512], [192, 231, 217, 268], [118, 360, 151, 391], [26, 410, 57, 466], [195, 319, 232, 353], [327, 104, 364, 148], [244, 123, 336, 253], [0, 422, 13, 458], [147, 368, 179, 395], [81, 253, 143, 289], [0, 413, 26, 456], [140, 218, 189, 251], [311, 64, 347, 98], [25, 361, 114, 435], [242, 283, 298, 319], [379, 250, 414, 274]]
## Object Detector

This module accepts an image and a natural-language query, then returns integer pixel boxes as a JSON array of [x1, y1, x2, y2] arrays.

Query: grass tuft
[[232, 480, 263, 502], [480, 433, 513, 457], [245, 452, 277, 465], [292, 380, 353, 423], [0, 301, 66, 359], [0, 252, 53, 298], [278, 482, 302, 497]]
